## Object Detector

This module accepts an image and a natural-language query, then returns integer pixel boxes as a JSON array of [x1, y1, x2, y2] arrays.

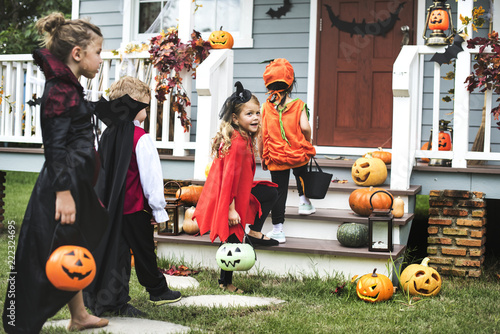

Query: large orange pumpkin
[[428, 9, 449, 31], [176, 185, 204, 206], [349, 186, 394, 217], [46, 245, 96, 291], [356, 268, 394, 303], [400, 257, 442, 297], [351, 157, 387, 186], [208, 27, 234, 49]]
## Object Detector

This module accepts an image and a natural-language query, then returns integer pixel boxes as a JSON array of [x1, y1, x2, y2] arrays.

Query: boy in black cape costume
[[84, 87, 181, 316]]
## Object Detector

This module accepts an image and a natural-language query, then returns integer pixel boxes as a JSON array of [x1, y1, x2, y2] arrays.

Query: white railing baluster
[[484, 90, 492, 154], [25, 62, 33, 138], [4, 62, 13, 137], [14, 62, 23, 137]]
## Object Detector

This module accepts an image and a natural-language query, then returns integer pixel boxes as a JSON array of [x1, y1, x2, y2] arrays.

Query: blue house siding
[[80, 0, 124, 50]]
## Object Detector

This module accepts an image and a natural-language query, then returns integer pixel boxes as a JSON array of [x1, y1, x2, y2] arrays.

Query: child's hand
[[261, 160, 268, 171], [228, 208, 241, 226], [55, 190, 76, 224]]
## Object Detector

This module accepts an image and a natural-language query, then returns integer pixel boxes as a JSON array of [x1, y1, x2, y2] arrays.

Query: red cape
[[194, 131, 260, 243]]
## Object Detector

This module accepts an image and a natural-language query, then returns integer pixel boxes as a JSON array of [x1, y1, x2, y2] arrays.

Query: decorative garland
[[149, 28, 211, 132]]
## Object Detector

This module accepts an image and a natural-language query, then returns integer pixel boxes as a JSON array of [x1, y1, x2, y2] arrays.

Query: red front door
[[314, 0, 415, 148]]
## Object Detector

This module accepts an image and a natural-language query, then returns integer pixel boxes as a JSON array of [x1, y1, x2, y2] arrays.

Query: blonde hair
[[108, 76, 151, 103], [36, 12, 102, 63], [211, 95, 260, 158]]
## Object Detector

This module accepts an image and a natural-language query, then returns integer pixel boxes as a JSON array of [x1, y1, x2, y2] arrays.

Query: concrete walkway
[[44, 275, 285, 333]]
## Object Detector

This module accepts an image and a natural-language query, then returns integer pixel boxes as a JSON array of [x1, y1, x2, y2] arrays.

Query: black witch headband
[[219, 81, 253, 121]]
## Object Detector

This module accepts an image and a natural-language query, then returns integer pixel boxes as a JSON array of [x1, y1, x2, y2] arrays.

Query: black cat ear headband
[[218, 81, 252, 121]]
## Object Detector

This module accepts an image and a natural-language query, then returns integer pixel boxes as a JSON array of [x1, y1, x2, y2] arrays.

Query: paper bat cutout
[[430, 35, 465, 65], [27, 94, 42, 107], [267, 0, 292, 19], [324, 2, 406, 37]]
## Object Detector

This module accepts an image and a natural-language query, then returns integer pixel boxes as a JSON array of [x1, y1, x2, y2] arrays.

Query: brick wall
[[427, 190, 486, 278], [0, 171, 5, 230]]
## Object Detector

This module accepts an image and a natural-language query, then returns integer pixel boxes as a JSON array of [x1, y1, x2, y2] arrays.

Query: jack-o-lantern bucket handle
[[369, 190, 393, 211]]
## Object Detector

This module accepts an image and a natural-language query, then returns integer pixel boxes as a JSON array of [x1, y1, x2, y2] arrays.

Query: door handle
[[401, 25, 410, 47]]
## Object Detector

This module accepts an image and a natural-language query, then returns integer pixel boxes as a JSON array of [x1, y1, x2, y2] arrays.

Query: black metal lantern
[[159, 181, 184, 236], [422, 0, 454, 46], [368, 190, 394, 252]]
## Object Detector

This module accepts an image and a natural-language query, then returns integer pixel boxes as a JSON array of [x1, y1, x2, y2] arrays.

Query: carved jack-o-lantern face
[[209, 28, 234, 49], [400, 258, 442, 297], [216, 243, 255, 271], [438, 132, 452, 151], [356, 269, 394, 303], [351, 157, 387, 186], [429, 9, 449, 31], [46, 245, 96, 291]]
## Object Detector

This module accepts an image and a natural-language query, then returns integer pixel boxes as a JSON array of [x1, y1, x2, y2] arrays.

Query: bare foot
[[67, 315, 109, 331]]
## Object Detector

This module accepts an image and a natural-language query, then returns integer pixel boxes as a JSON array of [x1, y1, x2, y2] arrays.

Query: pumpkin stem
[[421, 257, 430, 267], [220, 26, 223, 30], [372, 268, 378, 277]]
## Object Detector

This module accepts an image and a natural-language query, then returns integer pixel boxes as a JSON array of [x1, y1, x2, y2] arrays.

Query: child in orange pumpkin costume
[[259, 58, 316, 243]]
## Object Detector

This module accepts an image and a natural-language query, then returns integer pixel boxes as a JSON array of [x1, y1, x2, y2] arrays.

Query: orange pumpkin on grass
[[356, 268, 394, 303]]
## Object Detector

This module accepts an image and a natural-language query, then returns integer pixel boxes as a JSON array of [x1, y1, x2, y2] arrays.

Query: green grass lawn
[[1, 171, 500, 333]]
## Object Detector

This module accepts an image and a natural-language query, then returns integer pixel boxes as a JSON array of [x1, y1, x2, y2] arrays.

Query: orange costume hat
[[263, 58, 295, 103]]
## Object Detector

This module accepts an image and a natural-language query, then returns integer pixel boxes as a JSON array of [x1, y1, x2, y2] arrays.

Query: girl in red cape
[[194, 82, 279, 293]]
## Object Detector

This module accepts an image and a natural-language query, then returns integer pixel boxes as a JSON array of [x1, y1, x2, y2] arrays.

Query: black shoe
[[114, 304, 145, 317], [150, 288, 182, 305], [245, 234, 279, 246]]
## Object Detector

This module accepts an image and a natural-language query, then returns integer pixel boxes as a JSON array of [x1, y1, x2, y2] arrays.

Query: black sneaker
[[114, 303, 146, 317], [150, 288, 182, 305]]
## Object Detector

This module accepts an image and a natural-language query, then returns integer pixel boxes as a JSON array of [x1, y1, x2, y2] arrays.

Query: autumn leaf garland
[[149, 28, 211, 132]]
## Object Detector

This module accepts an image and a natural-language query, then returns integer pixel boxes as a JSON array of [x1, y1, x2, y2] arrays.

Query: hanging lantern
[[423, 0, 454, 46], [159, 181, 185, 236], [368, 190, 394, 252]]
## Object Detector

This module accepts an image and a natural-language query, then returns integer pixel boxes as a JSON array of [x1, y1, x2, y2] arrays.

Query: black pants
[[122, 210, 169, 297], [270, 163, 308, 225], [219, 183, 278, 286]]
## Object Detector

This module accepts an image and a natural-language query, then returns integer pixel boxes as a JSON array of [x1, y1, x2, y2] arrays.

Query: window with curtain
[[136, 0, 253, 47]]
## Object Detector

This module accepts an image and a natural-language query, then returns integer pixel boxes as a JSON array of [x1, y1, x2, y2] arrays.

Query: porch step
[[155, 233, 405, 279]]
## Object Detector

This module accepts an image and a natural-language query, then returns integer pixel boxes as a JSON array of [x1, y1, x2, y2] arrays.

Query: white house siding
[[420, 0, 500, 154], [80, 0, 124, 51]]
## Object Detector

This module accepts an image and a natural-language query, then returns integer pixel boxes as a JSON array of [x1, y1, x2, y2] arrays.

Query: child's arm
[[257, 134, 268, 171], [228, 199, 241, 226], [300, 106, 312, 142], [55, 190, 76, 224], [136, 133, 168, 224]]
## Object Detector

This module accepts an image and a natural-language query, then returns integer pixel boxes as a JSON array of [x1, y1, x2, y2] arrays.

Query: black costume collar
[[95, 94, 149, 126]]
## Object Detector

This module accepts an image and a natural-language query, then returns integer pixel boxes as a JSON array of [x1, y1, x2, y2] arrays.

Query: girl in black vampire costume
[[2, 13, 108, 333]]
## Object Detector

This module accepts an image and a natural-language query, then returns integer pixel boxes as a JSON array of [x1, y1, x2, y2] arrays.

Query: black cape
[[83, 95, 148, 316], [2, 48, 108, 334]]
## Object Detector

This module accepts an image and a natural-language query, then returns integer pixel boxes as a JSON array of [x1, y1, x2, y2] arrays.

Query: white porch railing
[[391, 44, 500, 190], [0, 49, 233, 176]]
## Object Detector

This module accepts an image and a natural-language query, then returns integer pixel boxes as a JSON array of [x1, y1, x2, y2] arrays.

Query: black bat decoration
[[27, 94, 42, 107], [430, 35, 465, 65], [62, 266, 93, 280], [324, 2, 406, 37], [267, 0, 292, 19]]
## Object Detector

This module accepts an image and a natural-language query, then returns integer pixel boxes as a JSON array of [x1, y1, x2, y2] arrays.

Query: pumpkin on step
[[356, 268, 394, 303], [176, 185, 203, 206], [392, 196, 405, 218], [349, 186, 394, 217], [182, 206, 199, 235], [400, 257, 442, 297], [337, 223, 368, 247], [351, 157, 387, 186], [366, 147, 391, 164]]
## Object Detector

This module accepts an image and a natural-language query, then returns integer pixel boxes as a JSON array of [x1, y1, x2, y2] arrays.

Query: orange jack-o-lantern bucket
[[46, 245, 96, 291]]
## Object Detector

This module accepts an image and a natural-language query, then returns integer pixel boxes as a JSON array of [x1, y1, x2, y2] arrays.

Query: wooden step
[[155, 233, 406, 279]]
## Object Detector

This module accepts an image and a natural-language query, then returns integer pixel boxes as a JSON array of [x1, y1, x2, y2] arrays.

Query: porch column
[[451, 0, 474, 168], [0, 171, 5, 231], [173, 0, 195, 156]]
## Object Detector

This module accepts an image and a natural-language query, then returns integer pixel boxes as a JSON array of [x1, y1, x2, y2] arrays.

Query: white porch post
[[391, 46, 419, 190], [173, 0, 195, 156], [451, 0, 474, 168]]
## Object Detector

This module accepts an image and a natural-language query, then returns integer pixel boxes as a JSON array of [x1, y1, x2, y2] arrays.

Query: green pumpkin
[[216, 243, 255, 271], [337, 223, 369, 247]]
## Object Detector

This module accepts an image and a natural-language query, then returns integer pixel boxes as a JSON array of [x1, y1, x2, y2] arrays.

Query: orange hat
[[263, 58, 294, 88]]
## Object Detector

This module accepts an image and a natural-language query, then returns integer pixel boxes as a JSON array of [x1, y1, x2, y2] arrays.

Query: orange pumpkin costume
[[261, 98, 316, 171]]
